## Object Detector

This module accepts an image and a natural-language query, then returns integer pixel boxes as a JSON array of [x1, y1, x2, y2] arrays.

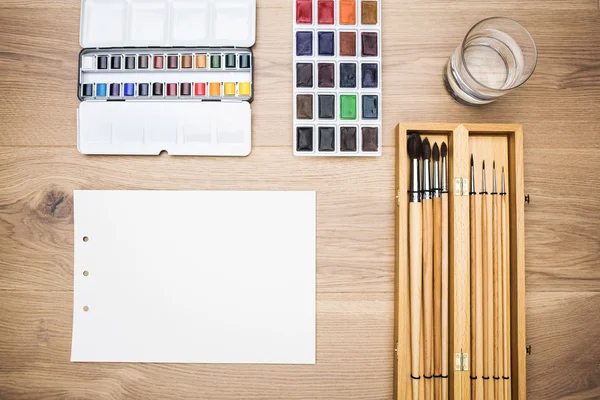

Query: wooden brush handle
[[469, 195, 479, 400], [422, 199, 433, 384], [409, 202, 423, 400], [493, 194, 502, 400], [441, 193, 449, 400], [433, 197, 442, 385], [502, 195, 512, 400], [482, 193, 494, 399]]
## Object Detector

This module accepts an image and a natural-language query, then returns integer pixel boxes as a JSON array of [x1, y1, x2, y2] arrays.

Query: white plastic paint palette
[[77, 0, 256, 157], [293, 0, 382, 157]]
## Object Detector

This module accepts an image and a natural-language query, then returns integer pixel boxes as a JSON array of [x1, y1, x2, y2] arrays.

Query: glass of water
[[443, 17, 538, 106]]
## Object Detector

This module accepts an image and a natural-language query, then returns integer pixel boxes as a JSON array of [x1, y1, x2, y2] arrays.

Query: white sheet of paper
[[71, 190, 316, 364]]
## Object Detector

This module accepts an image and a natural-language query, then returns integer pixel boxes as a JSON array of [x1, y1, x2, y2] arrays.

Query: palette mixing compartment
[[293, 0, 382, 156], [77, 0, 256, 156]]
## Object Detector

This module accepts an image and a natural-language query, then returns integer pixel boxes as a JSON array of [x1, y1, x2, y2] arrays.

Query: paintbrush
[[481, 161, 494, 400], [408, 134, 423, 400], [440, 143, 449, 400], [422, 138, 434, 400], [492, 162, 503, 399], [469, 155, 481, 399], [432, 143, 442, 400], [501, 167, 511, 400]]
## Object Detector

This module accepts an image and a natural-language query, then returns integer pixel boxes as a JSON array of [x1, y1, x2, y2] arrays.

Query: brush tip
[[493, 160, 496, 169], [441, 142, 447, 157], [422, 138, 431, 159], [432, 143, 440, 161], [483, 160, 486, 169], [471, 154, 474, 166], [407, 134, 422, 160]]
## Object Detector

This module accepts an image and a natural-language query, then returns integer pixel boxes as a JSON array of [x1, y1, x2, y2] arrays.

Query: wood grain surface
[[1, 1, 599, 399]]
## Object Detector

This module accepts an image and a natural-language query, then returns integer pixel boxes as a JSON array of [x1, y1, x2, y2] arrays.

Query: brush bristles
[[471, 154, 474, 167], [493, 160, 496, 169], [407, 134, 422, 160], [441, 142, 447, 158], [422, 138, 431, 160], [432, 143, 440, 161], [483, 160, 486, 170]]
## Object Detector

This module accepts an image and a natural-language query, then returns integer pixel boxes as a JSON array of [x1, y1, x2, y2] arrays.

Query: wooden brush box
[[395, 124, 526, 399]]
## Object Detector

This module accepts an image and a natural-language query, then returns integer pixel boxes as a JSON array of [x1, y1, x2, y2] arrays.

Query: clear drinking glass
[[443, 17, 538, 106]]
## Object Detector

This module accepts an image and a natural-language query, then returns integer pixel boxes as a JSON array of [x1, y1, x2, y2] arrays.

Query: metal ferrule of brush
[[422, 160, 432, 200], [409, 158, 421, 203], [470, 164, 476, 195], [492, 168, 498, 195], [441, 156, 448, 193], [480, 170, 487, 195], [501, 170, 507, 195], [432, 160, 441, 198]]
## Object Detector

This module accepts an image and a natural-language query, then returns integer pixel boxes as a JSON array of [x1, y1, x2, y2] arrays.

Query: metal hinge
[[455, 352, 469, 371], [454, 178, 468, 196], [526, 345, 532, 356]]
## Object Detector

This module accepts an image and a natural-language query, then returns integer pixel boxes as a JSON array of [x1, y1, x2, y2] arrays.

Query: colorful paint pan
[[181, 83, 191, 96], [124, 83, 135, 96], [110, 83, 120, 96], [361, 0, 378, 24], [296, 0, 313, 24], [361, 32, 378, 56], [317, 63, 335, 88], [196, 55, 207, 68], [339, 0, 356, 25], [153, 82, 163, 96], [209, 82, 221, 97], [224, 82, 236, 96], [318, 0, 335, 24], [139, 83, 149, 97], [96, 83, 107, 97], [168, 55, 178, 69], [240, 54, 251, 68], [97, 56, 108, 70], [195, 83, 206, 96], [225, 54, 237, 68], [166, 83, 177, 96], [339, 32, 356, 56], [239, 82, 251, 97], [125, 56, 135, 69], [296, 63, 313, 88], [154, 56, 164, 69], [318, 127, 335, 151], [138, 55, 149, 69], [211, 55, 221, 69], [296, 32, 313, 56], [293, 0, 382, 156], [79, 48, 254, 102], [296, 127, 314, 151], [82, 84, 93, 97], [111, 56, 121, 69]]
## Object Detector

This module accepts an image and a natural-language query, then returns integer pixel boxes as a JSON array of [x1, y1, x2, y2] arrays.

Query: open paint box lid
[[77, 0, 256, 156], [80, 0, 257, 48]]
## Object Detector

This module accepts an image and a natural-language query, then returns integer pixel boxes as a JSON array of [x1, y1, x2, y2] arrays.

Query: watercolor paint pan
[[78, 48, 254, 101], [77, 0, 256, 157], [293, 0, 382, 157]]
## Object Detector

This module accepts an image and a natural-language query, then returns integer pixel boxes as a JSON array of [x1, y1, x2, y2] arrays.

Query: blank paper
[[71, 190, 316, 364]]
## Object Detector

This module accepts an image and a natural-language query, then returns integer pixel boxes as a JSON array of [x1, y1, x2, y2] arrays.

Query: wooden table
[[1, 1, 599, 399]]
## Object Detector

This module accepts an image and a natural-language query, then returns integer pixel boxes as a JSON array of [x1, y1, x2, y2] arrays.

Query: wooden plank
[[527, 292, 600, 399]]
